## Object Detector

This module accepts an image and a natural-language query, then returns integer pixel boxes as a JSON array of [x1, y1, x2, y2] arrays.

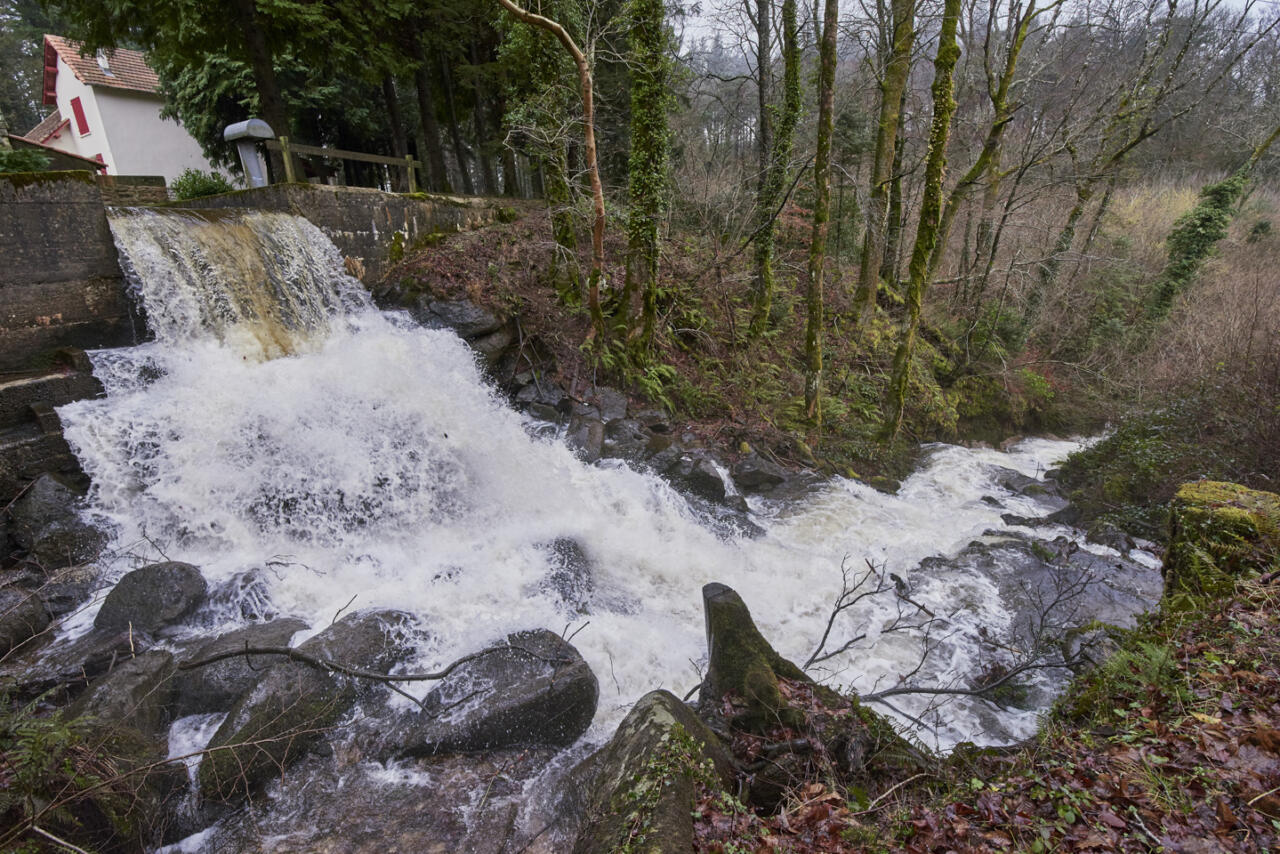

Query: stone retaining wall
[[96, 174, 169, 206], [0, 172, 139, 373]]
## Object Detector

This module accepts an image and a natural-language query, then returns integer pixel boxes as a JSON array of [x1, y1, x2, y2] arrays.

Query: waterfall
[[56, 207, 1159, 751]]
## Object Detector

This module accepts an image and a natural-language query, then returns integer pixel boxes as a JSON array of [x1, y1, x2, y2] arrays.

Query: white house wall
[[49, 55, 114, 168], [95, 89, 214, 183]]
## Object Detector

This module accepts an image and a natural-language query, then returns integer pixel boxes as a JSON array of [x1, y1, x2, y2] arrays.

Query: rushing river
[[57, 208, 1160, 759]]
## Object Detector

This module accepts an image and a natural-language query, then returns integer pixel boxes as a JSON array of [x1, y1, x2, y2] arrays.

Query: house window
[[70, 97, 90, 135]]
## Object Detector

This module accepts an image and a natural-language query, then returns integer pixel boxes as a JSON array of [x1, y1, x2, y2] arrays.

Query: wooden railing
[[264, 137, 422, 192]]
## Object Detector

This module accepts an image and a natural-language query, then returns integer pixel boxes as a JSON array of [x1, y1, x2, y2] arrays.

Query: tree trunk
[[804, 0, 839, 425], [231, 0, 291, 179], [622, 0, 672, 352], [382, 75, 409, 192], [498, 0, 607, 342], [854, 0, 916, 323], [750, 0, 802, 335], [469, 42, 498, 195], [884, 0, 962, 440], [545, 144, 582, 304], [411, 36, 452, 193], [879, 98, 906, 287], [440, 57, 475, 195]]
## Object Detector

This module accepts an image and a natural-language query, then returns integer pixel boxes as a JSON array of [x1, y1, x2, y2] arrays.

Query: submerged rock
[[389, 628, 597, 757], [569, 690, 733, 854], [542, 537, 594, 613], [94, 562, 207, 633]]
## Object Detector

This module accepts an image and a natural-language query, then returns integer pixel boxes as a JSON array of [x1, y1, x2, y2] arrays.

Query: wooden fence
[[264, 137, 422, 192]]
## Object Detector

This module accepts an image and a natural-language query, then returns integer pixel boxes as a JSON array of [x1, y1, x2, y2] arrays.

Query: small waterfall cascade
[[55, 207, 1161, 753], [107, 207, 365, 358]]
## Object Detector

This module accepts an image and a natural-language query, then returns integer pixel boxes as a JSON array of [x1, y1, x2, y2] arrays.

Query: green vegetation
[[170, 166, 234, 200], [0, 148, 50, 173]]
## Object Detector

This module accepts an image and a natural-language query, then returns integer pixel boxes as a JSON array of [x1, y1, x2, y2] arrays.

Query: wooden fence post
[[279, 136, 297, 183], [406, 155, 417, 193]]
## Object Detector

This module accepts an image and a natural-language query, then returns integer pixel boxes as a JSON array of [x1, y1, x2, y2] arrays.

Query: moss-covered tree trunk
[[803, 0, 838, 425], [620, 0, 672, 353], [749, 0, 802, 335], [883, 0, 962, 440], [545, 143, 582, 304], [853, 0, 915, 324], [879, 101, 907, 287]]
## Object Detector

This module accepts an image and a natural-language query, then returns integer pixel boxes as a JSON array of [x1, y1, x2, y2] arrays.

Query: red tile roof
[[44, 35, 161, 97], [25, 108, 68, 143]]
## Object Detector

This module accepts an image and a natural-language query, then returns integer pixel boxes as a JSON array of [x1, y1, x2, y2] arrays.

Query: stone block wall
[[96, 174, 170, 206], [0, 172, 140, 373]]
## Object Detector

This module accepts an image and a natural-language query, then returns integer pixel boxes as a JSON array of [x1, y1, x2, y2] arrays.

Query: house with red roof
[[21, 35, 221, 183]]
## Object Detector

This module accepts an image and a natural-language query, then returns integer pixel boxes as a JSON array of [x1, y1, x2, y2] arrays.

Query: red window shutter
[[70, 97, 89, 135]]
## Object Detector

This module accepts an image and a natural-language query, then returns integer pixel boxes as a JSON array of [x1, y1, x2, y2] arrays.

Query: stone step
[[0, 352, 102, 430]]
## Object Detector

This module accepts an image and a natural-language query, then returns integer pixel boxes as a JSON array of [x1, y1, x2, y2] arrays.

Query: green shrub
[[171, 167, 234, 200], [0, 148, 52, 173]]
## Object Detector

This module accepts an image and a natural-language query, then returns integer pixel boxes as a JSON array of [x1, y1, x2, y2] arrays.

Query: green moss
[[0, 169, 96, 190], [388, 230, 407, 263], [1163, 481, 1280, 608]]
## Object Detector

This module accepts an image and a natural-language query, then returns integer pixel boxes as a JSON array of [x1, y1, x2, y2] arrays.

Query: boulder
[[40, 562, 102, 616], [0, 627, 154, 705], [1085, 522, 1137, 554], [600, 419, 650, 462], [67, 650, 177, 738], [592, 387, 629, 422], [95, 562, 207, 633], [731, 455, 788, 493], [296, 609, 418, 676], [667, 454, 730, 503], [197, 659, 353, 804], [565, 416, 605, 463], [171, 618, 309, 716], [471, 326, 515, 365], [1164, 481, 1280, 607], [389, 629, 597, 757], [0, 586, 50, 654], [515, 380, 568, 411], [569, 691, 733, 854], [424, 299, 504, 339], [7, 473, 106, 569]]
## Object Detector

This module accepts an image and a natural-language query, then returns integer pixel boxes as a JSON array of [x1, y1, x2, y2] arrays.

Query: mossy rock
[[1164, 481, 1280, 608], [700, 583, 812, 731]]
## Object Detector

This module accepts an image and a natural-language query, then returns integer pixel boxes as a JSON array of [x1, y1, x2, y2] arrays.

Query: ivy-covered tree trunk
[[884, 0, 962, 440], [804, 0, 838, 425], [621, 0, 672, 353], [853, 0, 915, 324], [749, 0, 802, 336]]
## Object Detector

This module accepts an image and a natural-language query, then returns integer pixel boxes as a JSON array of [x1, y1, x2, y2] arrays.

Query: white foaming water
[[60, 209, 1147, 751]]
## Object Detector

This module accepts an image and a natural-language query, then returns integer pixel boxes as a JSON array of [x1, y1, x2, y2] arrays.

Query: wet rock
[[198, 659, 353, 804], [389, 629, 597, 757], [600, 418, 649, 462], [527, 402, 561, 422], [667, 453, 730, 503], [515, 380, 568, 410], [471, 326, 515, 364], [631, 408, 670, 432], [700, 583, 810, 731], [0, 586, 50, 654], [423, 299, 504, 338], [1086, 522, 1137, 554], [297, 609, 419, 676], [565, 416, 604, 463], [94, 562, 207, 633], [592, 387, 629, 422], [543, 538, 593, 613], [205, 569, 277, 622], [0, 627, 154, 704], [1001, 512, 1041, 528], [731, 455, 788, 493], [7, 473, 106, 569], [172, 618, 309, 716], [568, 690, 733, 854], [1044, 505, 1082, 526], [39, 562, 102, 617], [67, 650, 177, 738], [981, 495, 1004, 507]]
